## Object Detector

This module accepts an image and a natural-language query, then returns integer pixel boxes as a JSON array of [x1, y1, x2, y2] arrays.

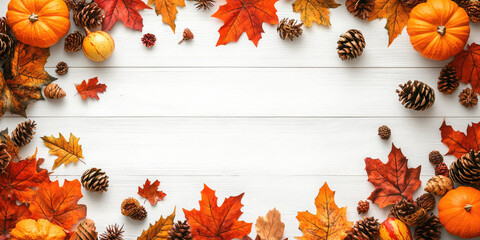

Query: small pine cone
[[459, 88, 478, 108], [178, 28, 194, 44], [390, 199, 428, 226], [467, 1, 480, 22], [141, 33, 156, 48], [357, 200, 369, 214], [416, 193, 436, 212], [414, 215, 442, 240], [437, 66, 459, 94], [11, 120, 36, 147], [0, 33, 14, 62], [56, 62, 69, 76], [0, 17, 9, 34], [345, 0, 375, 20], [65, 31, 85, 53], [81, 168, 109, 193], [344, 216, 380, 240], [121, 198, 147, 221], [434, 162, 449, 177], [449, 150, 480, 185], [396, 80, 435, 111], [44, 84, 66, 100], [401, 0, 426, 8], [0, 144, 11, 173], [378, 125, 391, 140], [337, 29, 365, 60], [168, 220, 193, 240], [429, 151, 443, 165], [454, 0, 470, 8], [277, 18, 303, 41], [100, 224, 124, 240], [71, 219, 98, 240], [74, 1, 103, 29], [194, 0, 216, 10], [424, 175, 453, 196]]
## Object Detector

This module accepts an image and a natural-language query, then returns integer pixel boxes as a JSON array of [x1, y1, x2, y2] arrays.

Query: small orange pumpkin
[[407, 0, 470, 60], [439, 186, 480, 239], [6, 0, 70, 48], [379, 218, 412, 240], [10, 219, 66, 240], [83, 29, 115, 62]]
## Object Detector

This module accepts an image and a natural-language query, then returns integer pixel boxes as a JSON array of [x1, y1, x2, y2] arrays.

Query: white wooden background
[[1, 0, 480, 239]]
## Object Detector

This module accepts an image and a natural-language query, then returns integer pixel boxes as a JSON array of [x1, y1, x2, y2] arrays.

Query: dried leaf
[[212, 0, 279, 46], [138, 179, 167, 205], [448, 43, 480, 92], [255, 209, 285, 240], [368, 0, 411, 46], [148, 0, 185, 33], [292, 0, 340, 27], [0, 42, 56, 117], [183, 184, 252, 240], [439, 120, 480, 158], [137, 208, 175, 240], [75, 77, 107, 100], [29, 179, 87, 231], [95, 0, 152, 31], [0, 196, 31, 236], [365, 144, 422, 208], [296, 182, 352, 240], [1, 135, 18, 159], [41, 133, 84, 170]]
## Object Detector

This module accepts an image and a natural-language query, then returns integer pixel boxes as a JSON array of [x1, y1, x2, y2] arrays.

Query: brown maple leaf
[[368, 0, 411, 46], [41, 133, 84, 170], [255, 209, 285, 240], [292, 0, 340, 27], [0, 42, 56, 117], [75, 77, 107, 100], [148, 0, 185, 33], [448, 43, 480, 93], [0, 196, 31, 237], [138, 179, 166, 205], [95, 0, 152, 31], [212, 0, 279, 46], [0, 130, 18, 160], [183, 184, 252, 240], [365, 144, 421, 208], [137, 208, 175, 240], [439, 120, 480, 158], [29, 179, 87, 231]]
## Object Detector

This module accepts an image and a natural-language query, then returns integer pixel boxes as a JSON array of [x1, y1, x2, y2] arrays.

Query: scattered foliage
[[440, 120, 480, 158], [138, 179, 167, 205], [75, 77, 107, 100], [255, 209, 285, 240], [95, 0, 152, 31], [292, 0, 340, 27], [41, 133, 84, 170], [448, 43, 480, 93], [0, 196, 31, 237], [137, 208, 175, 240], [148, 0, 185, 33], [368, 0, 412, 46]]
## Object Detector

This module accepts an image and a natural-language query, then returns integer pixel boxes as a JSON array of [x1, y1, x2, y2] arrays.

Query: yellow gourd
[[83, 29, 115, 62], [11, 219, 66, 240]]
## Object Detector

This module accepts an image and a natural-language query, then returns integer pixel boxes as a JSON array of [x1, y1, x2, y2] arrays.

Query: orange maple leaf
[[183, 184, 252, 240], [148, 0, 185, 33], [296, 182, 352, 240], [368, 0, 412, 46], [138, 179, 166, 205], [95, 0, 152, 31], [212, 0, 279, 46], [0, 196, 31, 237], [292, 0, 340, 27], [29, 179, 87, 231], [137, 208, 175, 240], [365, 144, 421, 208], [448, 43, 480, 92], [75, 77, 107, 100], [439, 120, 480, 158]]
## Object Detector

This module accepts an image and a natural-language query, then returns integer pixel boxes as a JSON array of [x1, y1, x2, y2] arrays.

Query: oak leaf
[[439, 120, 480, 158], [0, 42, 56, 117], [365, 144, 421, 208], [255, 209, 285, 240], [0, 129, 18, 159], [148, 0, 185, 33], [41, 133, 84, 170], [183, 184, 252, 240], [292, 0, 340, 27], [0, 196, 31, 237], [368, 0, 411, 46], [75, 77, 107, 100], [29, 179, 87, 231], [95, 0, 152, 31], [448, 43, 480, 92], [296, 182, 352, 240], [212, 0, 279, 46], [138, 179, 167, 205], [137, 208, 175, 240]]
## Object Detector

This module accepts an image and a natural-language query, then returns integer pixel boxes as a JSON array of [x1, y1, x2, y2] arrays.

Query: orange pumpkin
[[10, 219, 66, 240], [439, 186, 480, 239], [379, 218, 412, 240], [6, 0, 70, 48], [407, 0, 470, 60]]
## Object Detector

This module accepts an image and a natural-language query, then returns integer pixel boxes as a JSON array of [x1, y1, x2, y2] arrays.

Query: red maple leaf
[[365, 144, 422, 208], [138, 179, 166, 205], [183, 184, 252, 240], [95, 0, 151, 31], [75, 77, 107, 100], [0, 196, 31, 237], [212, 0, 279, 46], [439, 120, 480, 158], [448, 43, 480, 92]]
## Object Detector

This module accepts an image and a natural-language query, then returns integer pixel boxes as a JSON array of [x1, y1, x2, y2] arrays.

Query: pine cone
[[0, 33, 14, 62], [454, 0, 470, 8], [0, 144, 11, 173], [168, 220, 193, 240], [65, 31, 85, 53], [396, 80, 435, 111], [414, 215, 442, 240], [390, 199, 429, 226], [74, 1, 103, 29], [11, 120, 36, 147], [100, 224, 124, 240], [0, 17, 9, 34], [357, 200, 369, 214], [277, 18, 303, 41], [378, 125, 391, 140], [64, 0, 76, 10], [459, 88, 478, 108], [344, 216, 380, 240], [337, 29, 365, 60], [141, 33, 156, 48], [429, 151, 443, 165], [467, 1, 480, 22], [424, 175, 453, 196], [56, 62, 69, 76], [416, 193, 436, 212], [401, 0, 425, 8], [345, 0, 375, 20], [437, 66, 459, 94], [71, 219, 98, 240], [44, 84, 66, 99], [121, 198, 147, 221], [194, 0, 215, 10], [81, 168, 109, 193], [178, 28, 194, 44], [435, 162, 449, 177], [449, 150, 480, 185]]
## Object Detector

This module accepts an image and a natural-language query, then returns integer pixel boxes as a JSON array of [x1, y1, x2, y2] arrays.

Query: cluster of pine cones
[[437, 65, 478, 108], [70, 219, 125, 240], [0, 120, 37, 172]]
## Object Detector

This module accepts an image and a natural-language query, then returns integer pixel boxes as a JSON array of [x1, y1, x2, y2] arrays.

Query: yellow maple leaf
[[148, 0, 185, 33], [296, 182, 352, 240], [137, 208, 175, 240], [292, 0, 340, 27], [41, 133, 83, 170], [368, 0, 412, 46]]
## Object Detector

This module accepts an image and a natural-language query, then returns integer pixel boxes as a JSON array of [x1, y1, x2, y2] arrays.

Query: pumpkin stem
[[465, 204, 473, 212], [84, 27, 92, 35], [437, 26, 446, 36], [29, 13, 38, 23]]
